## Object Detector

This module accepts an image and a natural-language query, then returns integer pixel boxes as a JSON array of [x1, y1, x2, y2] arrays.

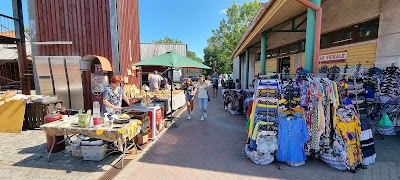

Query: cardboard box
[[81, 144, 107, 161], [135, 134, 149, 145]]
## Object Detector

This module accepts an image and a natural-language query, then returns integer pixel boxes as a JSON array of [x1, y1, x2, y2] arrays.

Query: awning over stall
[[82, 55, 112, 71]]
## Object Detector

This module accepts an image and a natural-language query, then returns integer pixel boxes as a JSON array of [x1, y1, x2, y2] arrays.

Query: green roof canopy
[[133, 51, 211, 69]]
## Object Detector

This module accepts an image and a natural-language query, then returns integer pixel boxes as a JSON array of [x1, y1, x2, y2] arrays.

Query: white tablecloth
[[154, 91, 186, 113]]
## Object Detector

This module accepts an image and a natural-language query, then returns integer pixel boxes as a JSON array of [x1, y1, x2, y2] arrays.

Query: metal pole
[[12, 0, 30, 95], [238, 56, 241, 86], [245, 48, 250, 89], [260, 32, 267, 75], [303, 0, 321, 73], [296, 0, 321, 73]]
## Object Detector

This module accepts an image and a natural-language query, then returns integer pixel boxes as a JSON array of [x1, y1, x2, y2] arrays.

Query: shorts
[[212, 84, 218, 89], [186, 94, 194, 101]]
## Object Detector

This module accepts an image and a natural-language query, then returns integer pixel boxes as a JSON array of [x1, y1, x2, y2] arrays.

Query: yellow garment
[[248, 100, 257, 137], [257, 103, 278, 109], [335, 115, 363, 166], [279, 98, 301, 105], [259, 89, 276, 94]]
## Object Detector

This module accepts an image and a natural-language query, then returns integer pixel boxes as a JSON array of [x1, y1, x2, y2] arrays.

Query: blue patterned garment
[[276, 116, 308, 163], [102, 86, 124, 115]]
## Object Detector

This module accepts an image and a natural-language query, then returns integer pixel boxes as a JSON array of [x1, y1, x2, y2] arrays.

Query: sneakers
[[187, 115, 191, 120], [204, 112, 207, 119], [190, 111, 194, 116], [200, 116, 205, 121]]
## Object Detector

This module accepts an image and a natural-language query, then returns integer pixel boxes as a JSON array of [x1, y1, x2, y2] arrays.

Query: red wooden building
[[28, 0, 141, 110]]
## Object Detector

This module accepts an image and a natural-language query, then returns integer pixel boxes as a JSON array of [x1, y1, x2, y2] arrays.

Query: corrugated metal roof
[[140, 43, 187, 60], [0, 43, 32, 61]]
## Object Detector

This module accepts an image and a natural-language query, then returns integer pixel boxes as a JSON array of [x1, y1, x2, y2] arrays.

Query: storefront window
[[289, 43, 299, 53], [267, 50, 272, 58], [320, 35, 331, 48], [334, 30, 352, 43], [279, 47, 287, 55], [358, 21, 379, 38], [271, 49, 278, 57]]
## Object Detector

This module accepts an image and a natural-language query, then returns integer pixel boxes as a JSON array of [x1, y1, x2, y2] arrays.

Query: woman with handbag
[[194, 75, 209, 121]]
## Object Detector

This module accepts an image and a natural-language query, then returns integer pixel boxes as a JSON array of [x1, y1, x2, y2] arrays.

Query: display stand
[[129, 105, 163, 140]]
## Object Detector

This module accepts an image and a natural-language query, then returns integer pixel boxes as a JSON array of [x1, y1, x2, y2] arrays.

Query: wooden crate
[[23, 101, 62, 129]]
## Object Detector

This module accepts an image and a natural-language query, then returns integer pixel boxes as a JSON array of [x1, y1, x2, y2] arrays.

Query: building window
[[358, 20, 379, 39], [271, 49, 278, 57], [279, 46, 287, 55], [320, 35, 331, 48], [333, 29, 353, 44], [289, 43, 299, 53], [267, 50, 272, 58]]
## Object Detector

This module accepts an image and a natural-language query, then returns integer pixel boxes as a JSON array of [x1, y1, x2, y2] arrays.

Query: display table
[[40, 119, 141, 165], [153, 90, 186, 114], [128, 105, 163, 140]]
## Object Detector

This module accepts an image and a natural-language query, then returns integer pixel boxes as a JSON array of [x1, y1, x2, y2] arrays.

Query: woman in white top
[[194, 75, 209, 121]]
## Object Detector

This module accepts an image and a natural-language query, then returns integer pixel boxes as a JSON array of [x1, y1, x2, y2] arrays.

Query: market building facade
[[232, 0, 400, 89], [27, 0, 141, 110]]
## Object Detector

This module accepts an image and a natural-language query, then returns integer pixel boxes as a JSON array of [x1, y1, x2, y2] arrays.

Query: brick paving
[[1, 91, 400, 180], [0, 129, 118, 180], [115, 94, 400, 180]]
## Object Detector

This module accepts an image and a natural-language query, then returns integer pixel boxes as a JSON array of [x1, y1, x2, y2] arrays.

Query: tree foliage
[[203, 0, 262, 75], [153, 37, 203, 63], [153, 36, 183, 44]]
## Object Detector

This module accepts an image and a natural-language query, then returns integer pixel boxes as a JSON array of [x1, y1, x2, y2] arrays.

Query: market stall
[[132, 51, 211, 125], [40, 117, 141, 166], [243, 64, 400, 172], [0, 91, 62, 133]]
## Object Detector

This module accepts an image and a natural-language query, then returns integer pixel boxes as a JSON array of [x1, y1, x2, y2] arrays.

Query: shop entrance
[[278, 57, 290, 74]]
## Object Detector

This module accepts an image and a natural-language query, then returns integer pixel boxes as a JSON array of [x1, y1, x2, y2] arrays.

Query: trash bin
[[44, 112, 65, 153]]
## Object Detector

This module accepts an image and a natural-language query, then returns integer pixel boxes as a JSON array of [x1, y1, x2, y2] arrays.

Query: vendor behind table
[[102, 76, 132, 115]]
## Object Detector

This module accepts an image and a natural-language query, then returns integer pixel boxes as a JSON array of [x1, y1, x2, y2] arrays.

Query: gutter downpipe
[[296, 0, 321, 73]]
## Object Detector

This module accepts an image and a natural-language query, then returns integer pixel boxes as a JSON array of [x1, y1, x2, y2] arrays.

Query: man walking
[[212, 72, 219, 98]]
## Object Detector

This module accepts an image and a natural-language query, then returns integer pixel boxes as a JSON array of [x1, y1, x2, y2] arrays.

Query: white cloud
[[219, 9, 227, 15]]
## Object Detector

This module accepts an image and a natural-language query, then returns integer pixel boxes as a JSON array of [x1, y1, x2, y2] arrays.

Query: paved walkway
[[0, 129, 117, 180], [115, 93, 400, 180], [1, 92, 399, 180]]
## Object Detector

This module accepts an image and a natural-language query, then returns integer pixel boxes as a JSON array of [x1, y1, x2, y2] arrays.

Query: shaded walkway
[[116, 92, 400, 180]]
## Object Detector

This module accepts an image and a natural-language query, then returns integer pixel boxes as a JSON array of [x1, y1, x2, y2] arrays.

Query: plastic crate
[[81, 144, 107, 161]]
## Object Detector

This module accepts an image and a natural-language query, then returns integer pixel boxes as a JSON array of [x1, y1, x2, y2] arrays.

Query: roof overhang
[[231, 0, 308, 59], [82, 55, 112, 71]]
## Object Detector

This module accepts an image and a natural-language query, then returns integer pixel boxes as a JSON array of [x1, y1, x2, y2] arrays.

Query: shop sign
[[319, 51, 347, 64]]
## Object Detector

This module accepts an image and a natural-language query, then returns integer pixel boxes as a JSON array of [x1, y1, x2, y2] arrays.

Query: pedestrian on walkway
[[194, 75, 209, 121], [182, 78, 195, 120], [212, 72, 219, 98]]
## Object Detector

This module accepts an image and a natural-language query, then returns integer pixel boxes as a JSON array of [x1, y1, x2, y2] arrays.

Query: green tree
[[153, 37, 203, 63], [153, 36, 183, 44], [187, 51, 203, 63], [203, 0, 262, 75]]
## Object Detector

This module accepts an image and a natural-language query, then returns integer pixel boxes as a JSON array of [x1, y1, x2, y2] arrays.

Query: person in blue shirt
[[212, 72, 219, 98]]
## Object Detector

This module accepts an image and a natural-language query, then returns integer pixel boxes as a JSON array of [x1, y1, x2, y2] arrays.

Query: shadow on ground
[[12, 139, 120, 173], [135, 95, 400, 179]]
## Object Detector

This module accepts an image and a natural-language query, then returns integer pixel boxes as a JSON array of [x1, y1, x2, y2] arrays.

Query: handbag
[[207, 91, 210, 101]]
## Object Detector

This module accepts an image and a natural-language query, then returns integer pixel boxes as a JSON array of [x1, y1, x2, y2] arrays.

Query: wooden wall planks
[[32, 0, 140, 86]]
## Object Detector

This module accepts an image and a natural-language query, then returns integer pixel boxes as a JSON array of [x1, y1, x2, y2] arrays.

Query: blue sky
[[139, 0, 250, 59], [0, 0, 249, 59], [0, 0, 28, 25]]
